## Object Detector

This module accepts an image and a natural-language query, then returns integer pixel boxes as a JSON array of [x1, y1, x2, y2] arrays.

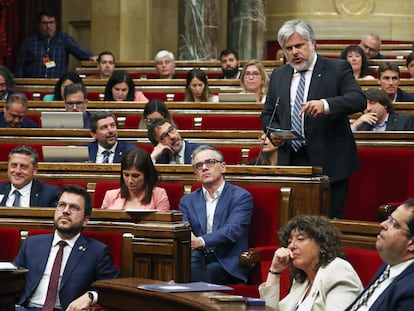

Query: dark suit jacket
[[356, 113, 414, 131], [395, 88, 414, 102], [155, 141, 203, 164], [86, 141, 137, 163], [13, 233, 120, 310], [0, 112, 39, 128], [0, 180, 60, 207], [261, 56, 366, 182], [345, 262, 414, 311], [179, 182, 253, 283]]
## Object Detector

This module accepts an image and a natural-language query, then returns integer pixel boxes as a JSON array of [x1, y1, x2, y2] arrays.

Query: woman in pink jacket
[[101, 148, 170, 210]]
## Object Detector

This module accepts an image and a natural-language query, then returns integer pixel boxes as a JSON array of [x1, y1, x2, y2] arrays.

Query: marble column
[[178, 0, 220, 60], [227, 0, 266, 60]]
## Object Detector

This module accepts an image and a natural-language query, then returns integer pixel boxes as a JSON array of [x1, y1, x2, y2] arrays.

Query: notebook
[[42, 146, 89, 162], [41, 111, 84, 129], [218, 92, 257, 102]]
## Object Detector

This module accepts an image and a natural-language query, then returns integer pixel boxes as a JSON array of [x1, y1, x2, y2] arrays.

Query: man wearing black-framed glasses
[[346, 198, 414, 311], [147, 119, 204, 164], [179, 145, 253, 285]]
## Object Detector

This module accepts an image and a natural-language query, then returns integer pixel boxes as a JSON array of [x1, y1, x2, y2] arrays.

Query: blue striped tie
[[13, 190, 21, 207], [291, 71, 306, 151], [350, 265, 390, 311], [102, 150, 111, 163]]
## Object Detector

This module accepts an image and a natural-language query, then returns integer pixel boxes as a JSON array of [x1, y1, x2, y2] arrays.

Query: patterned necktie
[[102, 150, 112, 163], [291, 71, 306, 152], [350, 265, 390, 311], [13, 190, 21, 207], [43, 240, 67, 311]]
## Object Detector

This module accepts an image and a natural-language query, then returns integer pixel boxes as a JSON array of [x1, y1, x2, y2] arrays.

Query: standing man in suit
[[147, 119, 204, 164], [377, 62, 414, 102], [0, 94, 38, 128], [352, 88, 413, 131], [86, 111, 137, 163], [346, 199, 414, 311], [13, 184, 120, 311], [179, 145, 253, 284], [261, 20, 366, 219], [0, 145, 60, 207]]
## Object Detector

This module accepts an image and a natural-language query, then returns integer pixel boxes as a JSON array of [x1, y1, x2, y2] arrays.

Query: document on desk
[[267, 127, 305, 140], [0, 262, 17, 271], [138, 282, 232, 292]]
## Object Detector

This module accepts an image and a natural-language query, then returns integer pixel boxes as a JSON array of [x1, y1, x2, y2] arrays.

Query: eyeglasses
[[387, 215, 410, 233], [56, 201, 82, 213], [40, 21, 55, 25], [193, 158, 222, 171], [245, 71, 260, 78], [159, 125, 177, 141], [361, 43, 378, 53], [65, 101, 85, 107], [7, 112, 25, 120]]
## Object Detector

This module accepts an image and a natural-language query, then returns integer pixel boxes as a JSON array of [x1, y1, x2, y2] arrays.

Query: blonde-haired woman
[[240, 60, 269, 103]]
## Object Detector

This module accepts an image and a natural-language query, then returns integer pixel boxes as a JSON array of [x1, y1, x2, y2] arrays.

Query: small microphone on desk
[[255, 97, 280, 165]]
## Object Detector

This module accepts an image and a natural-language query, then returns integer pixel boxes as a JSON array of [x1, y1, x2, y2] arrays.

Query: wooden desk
[[0, 268, 28, 311], [93, 277, 275, 311], [0, 208, 191, 282]]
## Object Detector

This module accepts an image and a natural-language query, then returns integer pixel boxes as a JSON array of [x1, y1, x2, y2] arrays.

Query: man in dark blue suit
[[352, 88, 414, 131], [346, 199, 414, 311], [179, 145, 253, 284], [0, 94, 38, 128], [261, 20, 366, 218], [86, 111, 137, 163], [14, 184, 120, 311], [147, 119, 203, 164], [377, 62, 414, 103], [0, 146, 59, 207]]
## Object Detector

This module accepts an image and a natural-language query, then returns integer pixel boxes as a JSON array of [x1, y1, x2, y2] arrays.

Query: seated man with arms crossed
[[14, 184, 120, 311], [179, 145, 253, 284]]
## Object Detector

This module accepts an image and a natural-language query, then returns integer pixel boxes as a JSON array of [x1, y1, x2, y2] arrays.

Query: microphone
[[255, 97, 280, 165]]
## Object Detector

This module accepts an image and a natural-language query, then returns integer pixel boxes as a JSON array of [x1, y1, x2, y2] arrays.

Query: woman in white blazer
[[259, 215, 363, 311]]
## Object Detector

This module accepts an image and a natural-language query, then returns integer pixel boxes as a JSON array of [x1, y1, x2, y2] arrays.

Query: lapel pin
[[79, 246, 86, 251], [317, 73, 321, 77]]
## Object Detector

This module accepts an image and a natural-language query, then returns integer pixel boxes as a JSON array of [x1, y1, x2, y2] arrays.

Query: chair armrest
[[378, 202, 400, 222], [240, 245, 278, 269]]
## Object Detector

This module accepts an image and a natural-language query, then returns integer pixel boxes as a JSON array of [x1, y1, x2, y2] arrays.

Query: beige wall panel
[[151, 0, 179, 58], [62, 0, 92, 71], [264, 0, 414, 42], [119, 0, 151, 60], [91, 0, 122, 60]]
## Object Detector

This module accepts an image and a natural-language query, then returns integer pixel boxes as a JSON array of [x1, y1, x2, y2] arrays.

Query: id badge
[[45, 60, 56, 68]]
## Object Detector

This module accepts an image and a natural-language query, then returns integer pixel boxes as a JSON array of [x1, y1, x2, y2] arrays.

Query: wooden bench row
[[0, 161, 384, 248], [14, 78, 414, 101], [1, 127, 414, 146]]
